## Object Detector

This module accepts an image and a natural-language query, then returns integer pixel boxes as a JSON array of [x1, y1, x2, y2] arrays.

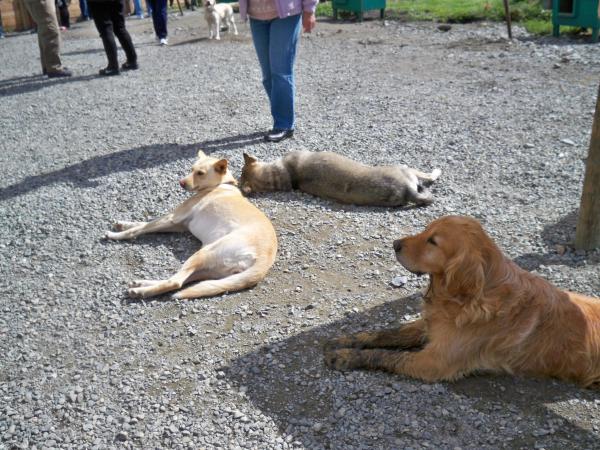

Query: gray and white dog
[[240, 151, 441, 207]]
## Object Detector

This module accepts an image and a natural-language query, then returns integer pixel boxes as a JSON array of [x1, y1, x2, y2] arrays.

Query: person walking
[[131, 0, 144, 18], [78, 0, 91, 20], [147, 0, 167, 45], [23, 0, 72, 77], [88, 0, 138, 76], [238, 0, 316, 142], [55, 0, 70, 29]]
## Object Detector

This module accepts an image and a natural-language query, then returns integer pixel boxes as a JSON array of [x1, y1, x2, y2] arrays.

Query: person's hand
[[302, 11, 316, 33]]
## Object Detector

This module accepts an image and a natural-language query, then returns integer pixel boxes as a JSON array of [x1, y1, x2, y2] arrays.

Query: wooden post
[[575, 84, 600, 250], [503, 0, 512, 40]]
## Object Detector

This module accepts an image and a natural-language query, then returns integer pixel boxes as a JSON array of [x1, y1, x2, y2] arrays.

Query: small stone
[[115, 432, 128, 442], [560, 138, 576, 146], [555, 244, 567, 255], [391, 276, 408, 287]]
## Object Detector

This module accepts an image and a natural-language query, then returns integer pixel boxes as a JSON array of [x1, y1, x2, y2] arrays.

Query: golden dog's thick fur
[[324, 216, 600, 387]]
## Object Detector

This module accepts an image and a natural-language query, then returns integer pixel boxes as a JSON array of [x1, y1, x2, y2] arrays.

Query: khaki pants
[[23, 0, 63, 72], [14, 0, 36, 31]]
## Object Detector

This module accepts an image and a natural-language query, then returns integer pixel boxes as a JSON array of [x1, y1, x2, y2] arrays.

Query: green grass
[[316, 0, 588, 36]]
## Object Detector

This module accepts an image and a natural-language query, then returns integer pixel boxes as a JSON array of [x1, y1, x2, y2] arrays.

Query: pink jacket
[[238, 0, 318, 21]]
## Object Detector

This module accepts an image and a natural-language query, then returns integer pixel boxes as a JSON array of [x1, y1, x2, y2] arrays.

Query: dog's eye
[[196, 170, 206, 176], [427, 236, 437, 246]]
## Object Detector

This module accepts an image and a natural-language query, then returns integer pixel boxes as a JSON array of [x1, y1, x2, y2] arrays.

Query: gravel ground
[[1, 10, 600, 450]]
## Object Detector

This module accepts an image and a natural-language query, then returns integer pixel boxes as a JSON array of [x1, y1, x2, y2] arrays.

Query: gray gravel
[[1, 11, 600, 450]]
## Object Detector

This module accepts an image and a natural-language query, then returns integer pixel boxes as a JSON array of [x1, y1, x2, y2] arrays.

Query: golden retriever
[[324, 215, 600, 387]]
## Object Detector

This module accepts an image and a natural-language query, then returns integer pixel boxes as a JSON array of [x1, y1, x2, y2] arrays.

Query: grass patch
[[315, 0, 584, 36]]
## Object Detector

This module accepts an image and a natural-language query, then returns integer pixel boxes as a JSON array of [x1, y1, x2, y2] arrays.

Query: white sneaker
[[159, 38, 168, 46]]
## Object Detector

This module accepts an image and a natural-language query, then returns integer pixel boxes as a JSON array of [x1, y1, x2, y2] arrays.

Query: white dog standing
[[204, 0, 238, 40]]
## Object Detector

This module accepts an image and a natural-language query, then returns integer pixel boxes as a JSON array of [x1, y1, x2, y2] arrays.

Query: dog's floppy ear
[[443, 249, 485, 304], [243, 153, 258, 165], [197, 149, 207, 159], [213, 159, 228, 174]]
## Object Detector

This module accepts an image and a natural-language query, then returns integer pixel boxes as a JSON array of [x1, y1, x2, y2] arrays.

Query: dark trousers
[[147, 0, 167, 39], [89, 0, 137, 69], [57, 1, 70, 27]]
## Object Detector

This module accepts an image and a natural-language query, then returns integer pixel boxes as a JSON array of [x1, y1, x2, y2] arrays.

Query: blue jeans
[[79, 0, 90, 18], [250, 14, 301, 131], [147, 0, 167, 38], [132, 0, 143, 16]]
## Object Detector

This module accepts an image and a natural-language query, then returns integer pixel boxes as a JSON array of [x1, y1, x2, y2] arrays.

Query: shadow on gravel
[[0, 74, 98, 98], [513, 210, 600, 271], [0, 74, 46, 85], [170, 37, 209, 46], [225, 293, 600, 448], [61, 47, 105, 56], [0, 132, 265, 202]]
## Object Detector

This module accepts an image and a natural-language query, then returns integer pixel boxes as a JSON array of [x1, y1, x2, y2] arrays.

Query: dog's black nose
[[393, 239, 403, 252]]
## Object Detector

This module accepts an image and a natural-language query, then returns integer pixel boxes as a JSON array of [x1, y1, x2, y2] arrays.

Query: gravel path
[[1, 11, 599, 449]]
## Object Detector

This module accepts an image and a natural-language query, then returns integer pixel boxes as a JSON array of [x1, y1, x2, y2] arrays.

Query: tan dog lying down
[[105, 151, 277, 300], [325, 216, 600, 387], [240, 151, 441, 206]]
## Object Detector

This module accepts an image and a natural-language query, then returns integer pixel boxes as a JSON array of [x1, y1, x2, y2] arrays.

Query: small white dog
[[204, 0, 238, 40]]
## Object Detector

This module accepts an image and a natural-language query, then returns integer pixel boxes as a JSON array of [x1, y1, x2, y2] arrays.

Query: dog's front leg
[[105, 213, 185, 240], [324, 319, 427, 351], [324, 345, 467, 382]]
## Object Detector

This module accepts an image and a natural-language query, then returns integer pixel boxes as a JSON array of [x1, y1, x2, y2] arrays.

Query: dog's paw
[[128, 279, 158, 288], [322, 335, 361, 352], [113, 221, 127, 231], [324, 349, 363, 371], [127, 287, 146, 298], [105, 231, 120, 240]]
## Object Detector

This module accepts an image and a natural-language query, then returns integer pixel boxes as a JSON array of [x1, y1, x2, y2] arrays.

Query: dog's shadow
[[100, 229, 207, 304], [0, 132, 265, 203], [222, 294, 600, 448], [513, 210, 600, 270], [246, 190, 429, 213]]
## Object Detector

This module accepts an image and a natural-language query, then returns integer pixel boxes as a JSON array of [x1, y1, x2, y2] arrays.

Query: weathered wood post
[[575, 84, 600, 250], [502, 0, 512, 39]]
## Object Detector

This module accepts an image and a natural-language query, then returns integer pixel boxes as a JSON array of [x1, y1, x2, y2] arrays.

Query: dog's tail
[[172, 256, 274, 300], [413, 168, 441, 184]]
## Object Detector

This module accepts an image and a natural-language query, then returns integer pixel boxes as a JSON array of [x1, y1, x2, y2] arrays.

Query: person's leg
[[132, 0, 143, 17], [148, 0, 167, 39], [111, 0, 137, 64], [59, 1, 70, 28], [89, 2, 119, 70], [79, 0, 88, 19], [24, 0, 64, 73], [249, 18, 273, 103], [155, 0, 167, 39], [63, 3, 70, 27], [267, 14, 301, 131]]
